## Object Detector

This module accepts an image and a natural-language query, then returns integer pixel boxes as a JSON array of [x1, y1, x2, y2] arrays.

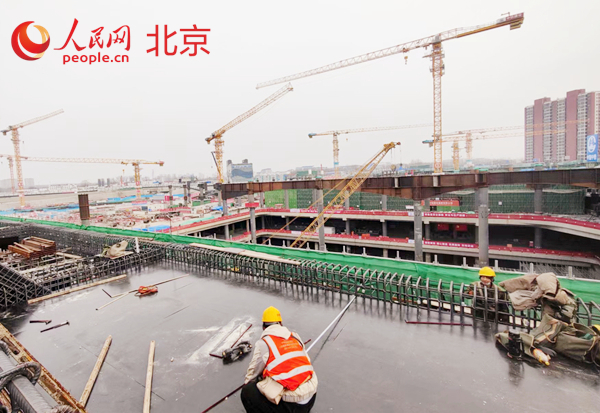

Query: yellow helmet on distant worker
[[262, 306, 282, 323], [479, 267, 496, 278]]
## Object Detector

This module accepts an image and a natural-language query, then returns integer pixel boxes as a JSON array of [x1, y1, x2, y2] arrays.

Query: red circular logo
[[11, 21, 51, 61]]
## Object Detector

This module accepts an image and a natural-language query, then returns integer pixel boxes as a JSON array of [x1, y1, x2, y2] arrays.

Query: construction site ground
[[2, 263, 599, 412]]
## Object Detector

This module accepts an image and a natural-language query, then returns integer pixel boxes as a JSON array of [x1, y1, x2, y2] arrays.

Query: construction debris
[[28, 274, 127, 304], [144, 341, 156, 413], [29, 320, 51, 325], [40, 321, 70, 333], [8, 237, 56, 259], [100, 240, 132, 259], [80, 335, 112, 407]]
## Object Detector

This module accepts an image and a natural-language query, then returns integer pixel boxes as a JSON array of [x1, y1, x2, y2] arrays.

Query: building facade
[[524, 89, 600, 163], [226, 159, 253, 183]]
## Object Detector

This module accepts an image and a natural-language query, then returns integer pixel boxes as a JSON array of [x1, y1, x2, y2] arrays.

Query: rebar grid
[[161, 244, 600, 329], [0, 221, 598, 328]]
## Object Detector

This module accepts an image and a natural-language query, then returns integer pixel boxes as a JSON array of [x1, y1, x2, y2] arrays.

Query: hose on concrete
[[0, 341, 53, 413]]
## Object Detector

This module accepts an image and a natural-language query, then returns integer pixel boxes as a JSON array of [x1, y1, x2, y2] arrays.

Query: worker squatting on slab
[[242, 306, 318, 413], [467, 266, 510, 322]]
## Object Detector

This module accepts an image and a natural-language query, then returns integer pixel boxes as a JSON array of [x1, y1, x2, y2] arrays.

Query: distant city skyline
[[525, 89, 600, 163]]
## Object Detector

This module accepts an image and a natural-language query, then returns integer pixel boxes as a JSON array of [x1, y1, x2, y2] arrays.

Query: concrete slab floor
[[1, 262, 599, 412]]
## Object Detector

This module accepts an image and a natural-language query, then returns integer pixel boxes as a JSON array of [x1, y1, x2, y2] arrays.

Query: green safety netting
[[1, 216, 599, 302]]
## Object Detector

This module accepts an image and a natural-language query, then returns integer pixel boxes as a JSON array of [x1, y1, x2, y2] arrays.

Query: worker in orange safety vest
[[241, 306, 318, 412]]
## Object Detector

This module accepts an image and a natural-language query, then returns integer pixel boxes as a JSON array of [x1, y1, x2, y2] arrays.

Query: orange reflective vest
[[262, 334, 313, 391]]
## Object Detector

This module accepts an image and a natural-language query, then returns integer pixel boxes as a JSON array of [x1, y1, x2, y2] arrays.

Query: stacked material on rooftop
[[8, 237, 56, 259]]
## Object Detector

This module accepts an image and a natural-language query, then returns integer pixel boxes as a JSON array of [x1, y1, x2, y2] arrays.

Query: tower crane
[[424, 119, 587, 171], [308, 123, 431, 177], [257, 13, 524, 174], [0, 154, 163, 200], [206, 83, 293, 183], [290, 142, 399, 249], [1, 109, 64, 207]]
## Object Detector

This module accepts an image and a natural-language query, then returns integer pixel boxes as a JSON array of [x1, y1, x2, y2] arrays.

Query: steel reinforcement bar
[[1, 221, 598, 328], [0, 223, 163, 311], [160, 243, 600, 329]]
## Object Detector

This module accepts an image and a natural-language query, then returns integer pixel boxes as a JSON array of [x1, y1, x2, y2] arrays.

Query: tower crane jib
[[258, 13, 524, 174]]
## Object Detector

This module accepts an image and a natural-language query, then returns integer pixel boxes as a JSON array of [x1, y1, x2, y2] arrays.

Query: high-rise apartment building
[[524, 89, 600, 163]]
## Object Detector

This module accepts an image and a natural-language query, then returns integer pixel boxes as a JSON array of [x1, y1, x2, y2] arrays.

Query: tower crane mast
[[308, 123, 430, 177], [1, 109, 64, 207], [207, 83, 293, 183], [257, 13, 524, 174]]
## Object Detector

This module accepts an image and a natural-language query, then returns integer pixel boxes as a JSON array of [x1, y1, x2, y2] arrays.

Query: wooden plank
[[80, 335, 112, 407], [56, 252, 83, 259], [28, 274, 127, 304], [95, 291, 131, 311], [143, 341, 156, 413]]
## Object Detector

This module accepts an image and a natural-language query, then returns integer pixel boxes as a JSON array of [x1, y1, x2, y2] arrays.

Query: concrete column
[[423, 199, 430, 212], [312, 188, 318, 205], [284, 190, 289, 209], [344, 195, 350, 210], [534, 185, 543, 214], [413, 201, 423, 262], [317, 189, 325, 251], [236, 197, 242, 207], [285, 217, 290, 229], [383, 249, 388, 258], [345, 219, 351, 235], [424, 218, 431, 260], [246, 220, 250, 233], [381, 220, 388, 237], [534, 227, 542, 249], [381, 195, 387, 211], [224, 224, 229, 240], [249, 193, 257, 243], [477, 187, 489, 267], [259, 192, 265, 208], [250, 208, 257, 244], [222, 199, 229, 216]]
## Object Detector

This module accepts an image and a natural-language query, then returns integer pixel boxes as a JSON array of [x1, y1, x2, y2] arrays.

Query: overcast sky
[[1, 0, 599, 185]]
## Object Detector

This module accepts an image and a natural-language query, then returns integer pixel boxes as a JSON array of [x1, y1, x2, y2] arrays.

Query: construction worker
[[241, 306, 318, 413], [468, 267, 509, 321]]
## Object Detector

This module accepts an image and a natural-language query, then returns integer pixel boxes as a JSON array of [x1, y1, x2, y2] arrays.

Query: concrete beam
[[222, 169, 600, 201]]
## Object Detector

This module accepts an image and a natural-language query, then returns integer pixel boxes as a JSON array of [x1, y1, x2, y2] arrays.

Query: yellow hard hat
[[262, 306, 282, 323], [592, 325, 600, 335], [479, 267, 496, 278]]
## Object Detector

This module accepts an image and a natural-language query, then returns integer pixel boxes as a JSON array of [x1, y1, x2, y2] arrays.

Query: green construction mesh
[[2, 217, 599, 302]]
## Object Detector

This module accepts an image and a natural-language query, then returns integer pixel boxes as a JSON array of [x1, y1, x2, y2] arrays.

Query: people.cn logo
[[11, 21, 51, 61]]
